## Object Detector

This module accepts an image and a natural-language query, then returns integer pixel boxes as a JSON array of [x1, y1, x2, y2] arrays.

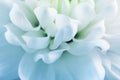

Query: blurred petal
[[95, 0, 118, 21], [104, 51, 120, 80], [105, 16, 120, 34], [0, 26, 8, 47], [104, 34, 120, 53], [0, 0, 11, 25], [103, 34, 120, 79], [0, 44, 24, 80], [19, 51, 104, 80], [0, 26, 24, 80]]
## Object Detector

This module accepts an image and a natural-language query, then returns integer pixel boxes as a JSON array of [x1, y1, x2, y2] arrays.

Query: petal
[[5, 23, 24, 46], [0, 43, 24, 80], [19, 53, 55, 80], [95, 0, 118, 21], [104, 34, 120, 53], [0, 26, 8, 47], [50, 14, 78, 49], [104, 51, 120, 80], [105, 15, 120, 34], [72, 1, 96, 30], [0, 0, 11, 25], [0, 23, 24, 80], [68, 39, 109, 56], [19, 51, 105, 80], [25, 0, 38, 9], [4, 23, 35, 53], [104, 34, 120, 79], [10, 3, 39, 31], [34, 43, 69, 64], [22, 30, 50, 50], [76, 20, 105, 40], [57, 0, 70, 15], [34, 7, 57, 30], [34, 7, 57, 37], [86, 20, 105, 40]]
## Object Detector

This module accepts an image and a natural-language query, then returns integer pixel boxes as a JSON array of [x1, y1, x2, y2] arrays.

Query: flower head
[[0, 0, 120, 80]]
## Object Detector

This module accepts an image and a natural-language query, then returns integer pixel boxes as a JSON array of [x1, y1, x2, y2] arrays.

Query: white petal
[[72, 2, 96, 30], [19, 51, 105, 80], [4, 23, 36, 53], [104, 34, 120, 53], [25, 0, 38, 9], [68, 39, 109, 56], [34, 7, 57, 29], [0, 44, 24, 80], [57, 0, 70, 15], [105, 16, 120, 34], [86, 20, 105, 40], [22, 30, 50, 50], [5, 23, 24, 46], [95, 0, 118, 21], [50, 14, 78, 49], [10, 3, 39, 31], [34, 43, 69, 64], [34, 7, 57, 36]]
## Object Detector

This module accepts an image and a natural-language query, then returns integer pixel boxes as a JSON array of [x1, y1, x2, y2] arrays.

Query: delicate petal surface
[[19, 51, 105, 80]]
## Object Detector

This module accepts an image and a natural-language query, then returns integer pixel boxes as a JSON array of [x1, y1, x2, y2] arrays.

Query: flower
[[0, 0, 120, 80]]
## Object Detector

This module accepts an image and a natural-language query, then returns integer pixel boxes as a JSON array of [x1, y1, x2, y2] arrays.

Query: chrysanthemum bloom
[[0, 0, 120, 80]]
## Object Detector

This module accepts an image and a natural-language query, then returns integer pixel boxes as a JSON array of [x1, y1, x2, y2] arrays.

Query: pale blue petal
[[0, 44, 24, 80], [104, 34, 120, 53], [0, 1, 11, 25], [19, 53, 55, 80], [19, 51, 105, 80], [0, 26, 8, 47], [0, 26, 24, 80], [104, 34, 120, 79], [104, 51, 120, 80]]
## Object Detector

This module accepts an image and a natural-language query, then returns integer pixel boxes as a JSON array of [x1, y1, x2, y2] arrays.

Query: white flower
[[0, 0, 120, 80]]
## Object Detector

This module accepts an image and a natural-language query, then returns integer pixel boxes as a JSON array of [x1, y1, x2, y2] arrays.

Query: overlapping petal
[[0, 26, 24, 80], [19, 51, 105, 80], [10, 3, 39, 31]]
